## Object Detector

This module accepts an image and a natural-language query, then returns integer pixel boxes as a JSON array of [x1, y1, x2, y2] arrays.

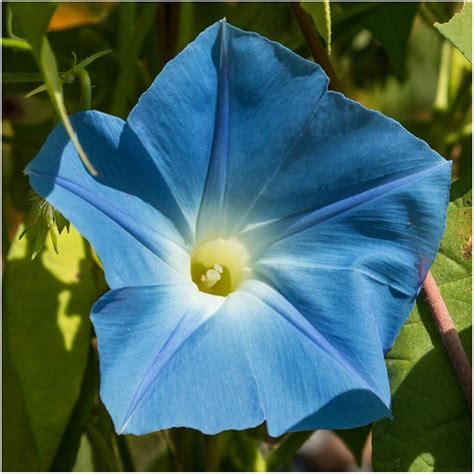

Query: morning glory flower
[[26, 20, 451, 437]]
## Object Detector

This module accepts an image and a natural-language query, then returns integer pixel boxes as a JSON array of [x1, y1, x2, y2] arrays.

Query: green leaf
[[50, 347, 98, 471], [302, 0, 332, 54], [4, 225, 99, 470], [9, 2, 57, 56], [334, 424, 371, 466], [372, 175, 472, 471], [331, 2, 418, 76], [3, 342, 39, 471], [38, 38, 98, 174], [72, 435, 94, 472], [364, 2, 419, 75], [332, 2, 385, 39], [435, 2, 472, 63], [450, 169, 472, 208], [10, 2, 97, 175]]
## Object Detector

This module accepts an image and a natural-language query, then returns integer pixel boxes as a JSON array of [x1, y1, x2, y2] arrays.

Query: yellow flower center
[[190, 237, 251, 296]]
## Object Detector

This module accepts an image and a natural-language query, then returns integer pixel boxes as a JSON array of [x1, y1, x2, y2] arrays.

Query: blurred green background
[[2, 2, 472, 472]]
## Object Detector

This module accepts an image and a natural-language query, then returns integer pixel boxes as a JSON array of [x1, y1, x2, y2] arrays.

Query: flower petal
[[92, 280, 390, 436], [253, 160, 451, 354], [237, 280, 391, 436], [91, 284, 265, 435], [217, 24, 328, 235], [127, 22, 222, 237], [127, 20, 329, 239], [195, 21, 230, 240], [234, 90, 450, 233], [25, 111, 189, 288]]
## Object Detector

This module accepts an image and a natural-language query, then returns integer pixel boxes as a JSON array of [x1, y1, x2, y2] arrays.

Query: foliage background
[[2, 1, 472, 472]]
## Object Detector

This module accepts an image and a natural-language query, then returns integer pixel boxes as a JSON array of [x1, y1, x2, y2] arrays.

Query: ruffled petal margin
[[92, 281, 391, 437]]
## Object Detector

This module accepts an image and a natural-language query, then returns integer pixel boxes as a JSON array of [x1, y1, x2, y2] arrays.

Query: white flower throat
[[190, 237, 251, 296]]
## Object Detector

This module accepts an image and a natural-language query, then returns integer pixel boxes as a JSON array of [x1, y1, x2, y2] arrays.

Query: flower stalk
[[423, 271, 472, 410]]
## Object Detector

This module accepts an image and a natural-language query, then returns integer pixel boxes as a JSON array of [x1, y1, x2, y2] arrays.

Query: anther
[[200, 264, 224, 288]]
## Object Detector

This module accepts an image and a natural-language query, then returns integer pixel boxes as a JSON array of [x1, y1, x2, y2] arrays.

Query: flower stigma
[[190, 237, 251, 296]]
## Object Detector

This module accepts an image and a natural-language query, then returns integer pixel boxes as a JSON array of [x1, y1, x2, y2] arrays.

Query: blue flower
[[25, 20, 451, 437]]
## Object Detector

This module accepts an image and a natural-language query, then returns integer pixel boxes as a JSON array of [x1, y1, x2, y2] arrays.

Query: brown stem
[[423, 271, 472, 410], [289, 2, 343, 92]]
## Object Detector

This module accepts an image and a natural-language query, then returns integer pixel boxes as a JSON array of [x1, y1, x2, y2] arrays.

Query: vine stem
[[289, 2, 342, 92], [423, 271, 472, 410]]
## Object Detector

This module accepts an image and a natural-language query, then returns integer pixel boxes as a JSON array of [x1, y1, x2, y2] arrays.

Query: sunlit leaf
[[4, 225, 99, 470], [72, 435, 94, 472], [435, 2, 472, 63], [302, 0, 332, 53]]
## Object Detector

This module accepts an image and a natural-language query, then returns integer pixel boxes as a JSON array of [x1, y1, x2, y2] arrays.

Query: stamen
[[200, 264, 224, 288], [190, 237, 251, 296]]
